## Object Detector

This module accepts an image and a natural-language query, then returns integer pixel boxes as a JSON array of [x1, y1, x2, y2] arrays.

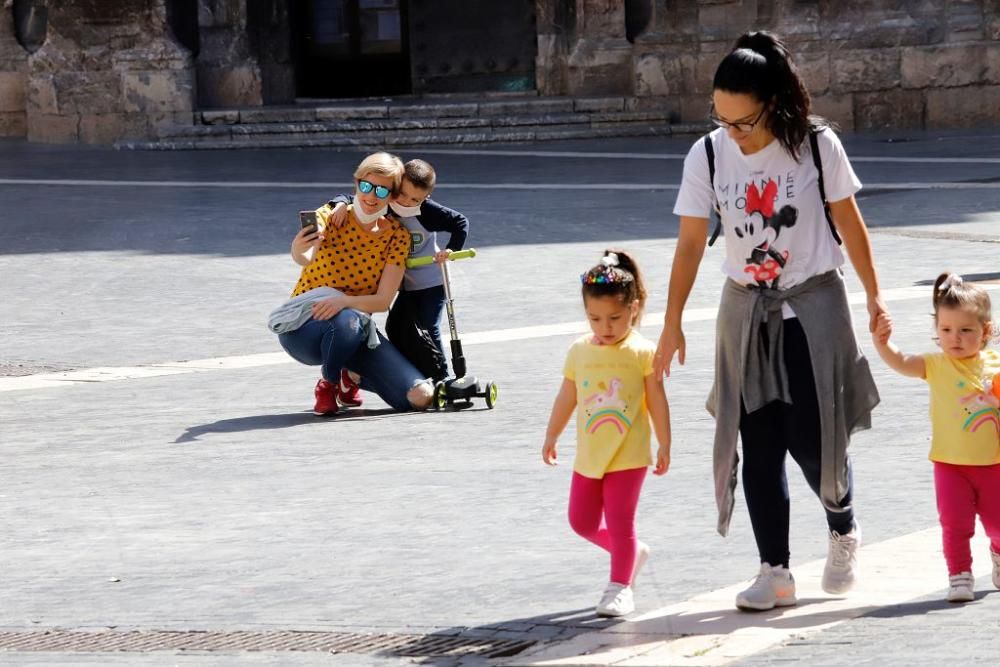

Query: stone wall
[[579, 0, 1000, 130], [15, 0, 195, 143], [0, 7, 27, 137], [4, 0, 999, 143]]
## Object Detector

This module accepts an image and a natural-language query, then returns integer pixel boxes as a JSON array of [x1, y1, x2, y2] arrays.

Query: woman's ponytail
[[714, 31, 822, 160]]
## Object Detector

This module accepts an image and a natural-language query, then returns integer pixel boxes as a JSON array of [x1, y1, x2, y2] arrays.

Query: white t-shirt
[[674, 127, 861, 300]]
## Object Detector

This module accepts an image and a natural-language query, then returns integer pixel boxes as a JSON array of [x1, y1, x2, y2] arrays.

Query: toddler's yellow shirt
[[564, 330, 655, 478], [292, 204, 411, 298], [923, 349, 1000, 465]]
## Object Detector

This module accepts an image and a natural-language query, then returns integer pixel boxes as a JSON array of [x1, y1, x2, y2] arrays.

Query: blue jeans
[[278, 309, 428, 411]]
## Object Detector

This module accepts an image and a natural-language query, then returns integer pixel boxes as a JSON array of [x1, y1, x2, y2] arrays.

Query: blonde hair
[[932, 272, 994, 347], [353, 152, 404, 194]]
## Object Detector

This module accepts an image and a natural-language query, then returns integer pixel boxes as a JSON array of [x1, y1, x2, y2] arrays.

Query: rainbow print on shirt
[[585, 408, 632, 435], [959, 390, 1000, 434]]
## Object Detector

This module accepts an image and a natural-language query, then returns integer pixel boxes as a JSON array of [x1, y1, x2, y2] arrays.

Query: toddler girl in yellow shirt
[[542, 250, 671, 617], [872, 272, 1000, 603]]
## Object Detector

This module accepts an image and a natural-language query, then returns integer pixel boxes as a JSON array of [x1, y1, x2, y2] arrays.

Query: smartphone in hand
[[299, 210, 319, 234]]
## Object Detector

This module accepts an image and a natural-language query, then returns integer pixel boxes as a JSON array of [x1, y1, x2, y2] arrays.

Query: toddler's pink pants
[[934, 461, 1000, 575], [568, 467, 647, 585]]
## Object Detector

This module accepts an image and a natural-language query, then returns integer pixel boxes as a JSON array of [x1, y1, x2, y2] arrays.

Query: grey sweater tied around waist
[[706, 269, 880, 536]]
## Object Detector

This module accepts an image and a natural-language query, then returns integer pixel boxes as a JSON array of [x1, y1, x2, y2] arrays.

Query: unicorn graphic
[[583, 378, 624, 414]]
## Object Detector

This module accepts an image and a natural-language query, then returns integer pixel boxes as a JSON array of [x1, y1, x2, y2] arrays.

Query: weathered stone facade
[[539, 0, 1000, 131], [2, 0, 999, 143]]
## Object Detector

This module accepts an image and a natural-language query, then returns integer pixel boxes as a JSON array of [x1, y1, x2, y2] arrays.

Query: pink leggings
[[568, 468, 647, 585], [934, 461, 1000, 575]]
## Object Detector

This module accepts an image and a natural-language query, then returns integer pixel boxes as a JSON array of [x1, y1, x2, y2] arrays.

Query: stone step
[[196, 95, 630, 126], [120, 120, 707, 151], [156, 109, 676, 140], [117, 95, 707, 150]]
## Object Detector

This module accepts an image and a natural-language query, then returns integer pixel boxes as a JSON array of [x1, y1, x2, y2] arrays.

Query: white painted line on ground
[[415, 147, 1000, 164], [3, 284, 996, 393], [3, 178, 1000, 191], [508, 531, 993, 666]]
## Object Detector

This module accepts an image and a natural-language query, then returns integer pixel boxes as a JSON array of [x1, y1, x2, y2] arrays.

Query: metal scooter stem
[[440, 260, 467, 379]]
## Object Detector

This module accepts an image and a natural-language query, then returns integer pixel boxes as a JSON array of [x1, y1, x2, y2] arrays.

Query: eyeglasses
[[709, 104, 767, 133], [358, 179, 391, 199]]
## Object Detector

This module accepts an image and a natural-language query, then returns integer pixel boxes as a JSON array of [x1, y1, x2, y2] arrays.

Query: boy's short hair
[[404, 159, 436, 191]]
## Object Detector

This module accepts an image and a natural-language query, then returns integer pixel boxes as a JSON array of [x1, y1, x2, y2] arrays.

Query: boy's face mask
[[389, 201, 422, 217]]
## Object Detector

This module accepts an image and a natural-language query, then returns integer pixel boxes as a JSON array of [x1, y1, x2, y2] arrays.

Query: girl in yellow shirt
[[872, 272, 1000, 603], [542, 250, 671, 617]]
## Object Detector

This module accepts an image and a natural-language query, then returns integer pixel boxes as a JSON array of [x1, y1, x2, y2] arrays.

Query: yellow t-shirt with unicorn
[[563, 330, 655, 478], [923, 349, 1000, 465]]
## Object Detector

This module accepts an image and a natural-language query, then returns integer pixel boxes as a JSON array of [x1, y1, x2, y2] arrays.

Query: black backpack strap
[[705, 135, 723, 246], [809, 130, 843, 245]]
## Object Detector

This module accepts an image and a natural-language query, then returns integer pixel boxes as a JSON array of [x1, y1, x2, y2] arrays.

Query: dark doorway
[[292, 0, 410, 98]]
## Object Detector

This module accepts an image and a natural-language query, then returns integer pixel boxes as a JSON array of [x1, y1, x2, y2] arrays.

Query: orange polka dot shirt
[[291, 203, 412, 298]]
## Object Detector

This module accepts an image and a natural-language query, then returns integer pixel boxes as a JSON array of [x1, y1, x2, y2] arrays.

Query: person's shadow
[[175, 408, 402, 443]]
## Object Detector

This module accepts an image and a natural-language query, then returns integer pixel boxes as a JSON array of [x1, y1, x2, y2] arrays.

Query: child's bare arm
[[542, 379, 577, 465], [871, 312, 926, 378], [645, 374, 672, 475]]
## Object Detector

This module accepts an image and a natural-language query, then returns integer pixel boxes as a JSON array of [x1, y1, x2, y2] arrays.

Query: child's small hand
[[873, 312, 893, 345], [542, 440, 558, 466], [653, 446, 671, 476], [327, 202, 348, 228], [433, 249, 452, 264]]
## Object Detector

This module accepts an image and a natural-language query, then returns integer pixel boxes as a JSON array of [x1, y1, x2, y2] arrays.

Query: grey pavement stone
[[1, 130, 1000, 664]]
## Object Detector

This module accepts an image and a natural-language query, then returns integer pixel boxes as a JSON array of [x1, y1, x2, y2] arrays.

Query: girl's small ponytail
[[581, 249, 647, 325], [931, 271, 993, 330]]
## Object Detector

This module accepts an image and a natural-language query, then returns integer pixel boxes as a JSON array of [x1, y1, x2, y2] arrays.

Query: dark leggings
[[739, 318, 855, 568]]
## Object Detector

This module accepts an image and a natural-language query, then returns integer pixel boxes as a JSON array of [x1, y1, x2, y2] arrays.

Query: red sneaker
[[313, 378, 339, 416], [337, 368, 363, 407]]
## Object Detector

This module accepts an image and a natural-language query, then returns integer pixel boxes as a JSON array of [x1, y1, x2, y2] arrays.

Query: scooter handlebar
[[406, 248, 476, 268]]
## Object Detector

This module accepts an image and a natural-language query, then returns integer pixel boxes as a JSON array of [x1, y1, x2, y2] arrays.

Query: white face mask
[[352, 194, 387, 225], [389, 201, 422, 218]]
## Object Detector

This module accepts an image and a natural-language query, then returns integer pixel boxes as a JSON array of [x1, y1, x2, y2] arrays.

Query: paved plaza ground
[[1, 129, 999, 665]]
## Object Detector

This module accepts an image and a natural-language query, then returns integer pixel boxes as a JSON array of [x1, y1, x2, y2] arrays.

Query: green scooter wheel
[[484, 382, 498, 409]]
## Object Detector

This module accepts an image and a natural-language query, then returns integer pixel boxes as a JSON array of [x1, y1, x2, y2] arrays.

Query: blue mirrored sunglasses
[[358, 179, 391, 199]]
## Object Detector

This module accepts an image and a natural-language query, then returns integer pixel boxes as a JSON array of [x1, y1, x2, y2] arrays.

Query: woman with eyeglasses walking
[[652, 31, 886, 611], [277, 151, 434, 413]]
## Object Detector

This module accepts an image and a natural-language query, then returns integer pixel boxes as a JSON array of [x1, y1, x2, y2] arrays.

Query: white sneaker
[[631, 541, 650, 589], [822, 521, 861, 594], [595, 582, 634, 617], [991, 547, 1000, 590], [947, 571, 975, 603], [735, 563, 797, 611]]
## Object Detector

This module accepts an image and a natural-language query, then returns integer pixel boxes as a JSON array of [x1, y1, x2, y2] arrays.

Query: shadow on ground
[[174, 407, 403, 443]]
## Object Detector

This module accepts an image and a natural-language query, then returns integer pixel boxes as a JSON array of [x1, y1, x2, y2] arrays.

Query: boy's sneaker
[[947, 572, 975, 603], [736, 563, 797, 611], [631, 542, 650, 589], [595, 582, 634, 617], [990, 547, 1000, 589], [822, 521, 861, 594], [313, 379, 339, 416], [337, 369, 363, 407]]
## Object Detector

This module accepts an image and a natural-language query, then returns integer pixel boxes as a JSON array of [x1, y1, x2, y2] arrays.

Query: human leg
[[739, 398, 792, 568], [935, 462, 977, 577], [967, 463, 1000, 588], [409, 286, 449, 379], [279, 314, 368, 415], [601, 467, 647, 586], [568, 472, 609, 550], [780, 319, 859, 594], [348, 331, 433, 411]]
